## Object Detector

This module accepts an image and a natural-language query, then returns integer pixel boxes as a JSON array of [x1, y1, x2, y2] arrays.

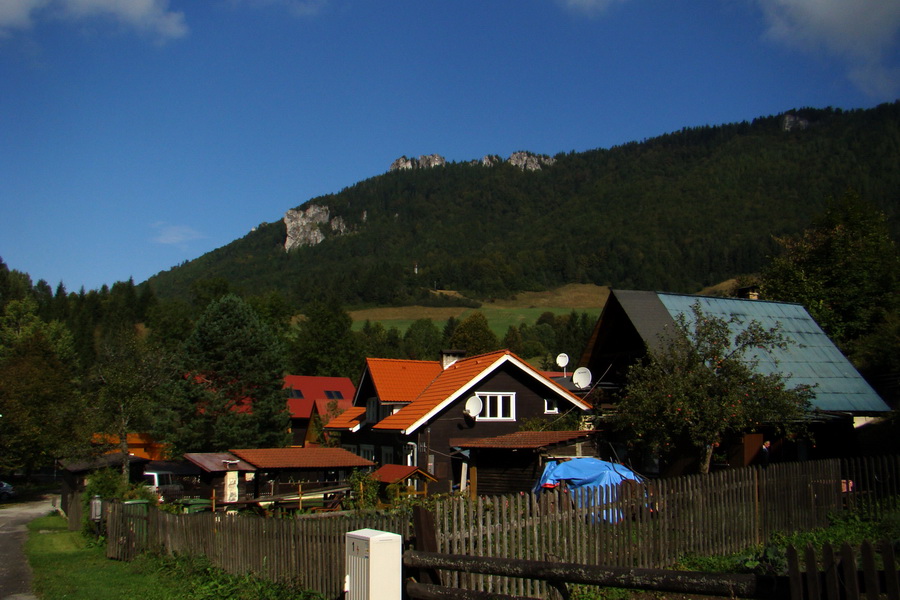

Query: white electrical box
[[345, 528, 402, 600]]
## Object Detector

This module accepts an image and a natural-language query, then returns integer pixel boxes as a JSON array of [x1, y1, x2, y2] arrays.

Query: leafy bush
[[81, 468, 157, 534], [137, 554, 324, 600], [345, 470, 379, 511], [675, 505, 900, 576]]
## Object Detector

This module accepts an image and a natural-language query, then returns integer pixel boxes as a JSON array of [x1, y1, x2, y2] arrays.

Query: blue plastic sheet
[[534, 457, 643, 522]]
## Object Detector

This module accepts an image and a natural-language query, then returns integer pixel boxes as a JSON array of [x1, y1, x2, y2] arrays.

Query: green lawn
[[26, 513, 319, 600], [26, 514, 186, 600]]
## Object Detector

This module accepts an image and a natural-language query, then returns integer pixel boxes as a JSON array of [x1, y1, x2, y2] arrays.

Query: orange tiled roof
[[366, 358, 443, 404], [229, 447, 374, 469], [374, 350, 588, 434], [450, 430, 595, 449], [323, 406, 365, 430]]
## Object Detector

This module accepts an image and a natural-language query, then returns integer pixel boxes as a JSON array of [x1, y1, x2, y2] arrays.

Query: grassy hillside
[[349, 284, 608, 336]]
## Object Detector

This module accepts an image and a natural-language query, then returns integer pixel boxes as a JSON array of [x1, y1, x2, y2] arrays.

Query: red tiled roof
[[450, 430, 596, 449], [366, 358, 443, 404], [229, 447, 374, 469], [289, 397, 316, 419], [323, 406, 365, 431], [283, 375, 355, 420], [371, 464, 437, 484], [373, 350, 590, 433]]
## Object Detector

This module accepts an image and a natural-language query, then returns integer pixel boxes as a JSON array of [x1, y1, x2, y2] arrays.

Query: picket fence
[[104, 456, 900, 599], [786, 540, 900, 600]]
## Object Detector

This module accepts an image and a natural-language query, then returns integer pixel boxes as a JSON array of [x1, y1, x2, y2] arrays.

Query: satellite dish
[[463, 395, 483, 417], [572, 367, 592, 390], [556, 353, 569, 368]]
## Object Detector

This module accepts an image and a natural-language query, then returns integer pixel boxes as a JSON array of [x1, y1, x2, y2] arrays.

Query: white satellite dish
[[463, 395, 483, 417], [556, 353, 569, 377], [572, 367, 592, 390]]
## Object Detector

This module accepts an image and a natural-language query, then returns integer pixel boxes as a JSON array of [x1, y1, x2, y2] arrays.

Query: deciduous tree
[[613, 302, 813, 474], [448, 312, 499, 356], [761, 192, 899, 350]]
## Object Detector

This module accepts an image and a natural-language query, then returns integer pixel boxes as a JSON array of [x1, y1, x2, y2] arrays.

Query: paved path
[[0, 495, 59, 600]]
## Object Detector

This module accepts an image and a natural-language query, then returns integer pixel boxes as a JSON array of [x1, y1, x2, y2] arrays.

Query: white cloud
[[0, 0, 187, 41], [757, 0, 900, 97], [558, 0, 629, 17], [152, 223, 205, 246]]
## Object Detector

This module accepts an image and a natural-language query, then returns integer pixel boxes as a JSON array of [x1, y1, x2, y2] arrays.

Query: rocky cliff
[[283, 203, 354, 251], [389, 151, 555, 172]]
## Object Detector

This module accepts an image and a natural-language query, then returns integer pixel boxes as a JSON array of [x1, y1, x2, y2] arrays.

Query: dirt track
[[0, 495, 59, 600]]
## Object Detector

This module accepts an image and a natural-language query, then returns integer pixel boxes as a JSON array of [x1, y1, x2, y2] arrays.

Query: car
[[142, 471, 184, 502], [0, 481, 16, 500]]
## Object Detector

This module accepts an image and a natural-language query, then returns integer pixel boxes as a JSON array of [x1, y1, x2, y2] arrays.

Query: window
[[360, 444, 376, 462], [381, 446, 394, 465], [544, 398, 559, 414], [325, 390, 344, 399], [342, 444, 358, 455], [289, 388, 303, 399], [477, 393, 516, 421]]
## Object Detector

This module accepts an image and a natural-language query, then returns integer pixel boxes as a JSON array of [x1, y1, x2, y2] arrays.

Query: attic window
[[544, 399, 559, 415], [289, 388, 304, 399], [325, 390, 344, 399], [477, 392, 516, 421]]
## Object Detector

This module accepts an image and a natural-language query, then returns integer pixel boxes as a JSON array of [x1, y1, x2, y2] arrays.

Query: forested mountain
[[147, 103, 900, 306]]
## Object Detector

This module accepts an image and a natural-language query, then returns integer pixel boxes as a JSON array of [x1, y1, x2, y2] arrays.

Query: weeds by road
[[26, 513, 321, 600]]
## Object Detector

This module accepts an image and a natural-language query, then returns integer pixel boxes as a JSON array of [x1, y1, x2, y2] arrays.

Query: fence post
[[412, 505, 441, 586]]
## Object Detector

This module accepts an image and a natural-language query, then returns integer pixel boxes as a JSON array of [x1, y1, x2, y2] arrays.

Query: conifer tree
[[157, 294, 290, 454]]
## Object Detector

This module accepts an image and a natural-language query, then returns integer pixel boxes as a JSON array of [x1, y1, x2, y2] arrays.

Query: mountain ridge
[[146, 103, 900, 307]]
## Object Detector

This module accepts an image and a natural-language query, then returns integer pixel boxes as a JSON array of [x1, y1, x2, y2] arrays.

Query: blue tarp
[[535, 457, 642, 492], [534, 458, 644, 522]]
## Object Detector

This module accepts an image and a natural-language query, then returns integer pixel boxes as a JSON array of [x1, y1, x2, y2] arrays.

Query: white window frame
[[476, 392, 516, 421], [544, 398, 559, 415]]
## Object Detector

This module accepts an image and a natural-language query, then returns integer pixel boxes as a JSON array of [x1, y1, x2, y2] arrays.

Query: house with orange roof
[[326, 350, 592, 493], [282, 375, 355, 446]]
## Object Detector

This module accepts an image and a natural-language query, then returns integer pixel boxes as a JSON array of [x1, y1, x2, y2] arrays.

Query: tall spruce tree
[[288, 299, 362, 378], [158, 294, 290, 454]]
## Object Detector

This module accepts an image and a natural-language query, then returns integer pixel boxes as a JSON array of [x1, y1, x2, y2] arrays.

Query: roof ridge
[[366, 357, 441, 365]]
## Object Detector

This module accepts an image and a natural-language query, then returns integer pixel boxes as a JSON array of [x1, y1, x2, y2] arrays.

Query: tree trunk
[[699, 444, 714, 474], [118, 412, 131, 483]]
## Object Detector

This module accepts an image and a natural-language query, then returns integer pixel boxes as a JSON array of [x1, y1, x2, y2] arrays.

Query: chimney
[[440, 349, 465, 370], [737, 285, 760, 300]]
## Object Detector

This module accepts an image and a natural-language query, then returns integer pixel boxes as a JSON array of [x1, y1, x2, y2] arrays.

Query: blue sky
[[1, 0, 898, 293]]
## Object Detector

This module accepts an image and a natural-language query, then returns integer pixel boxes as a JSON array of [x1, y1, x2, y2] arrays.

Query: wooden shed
[[183, 452, 257, 504], [452, 430, 598, 496]]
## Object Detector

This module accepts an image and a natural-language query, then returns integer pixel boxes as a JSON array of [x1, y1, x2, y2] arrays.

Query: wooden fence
[[106, 503, 412, 596], [104, 456, 900, 599], [429, 459, 847, 596], [787, 540, 900, 600]]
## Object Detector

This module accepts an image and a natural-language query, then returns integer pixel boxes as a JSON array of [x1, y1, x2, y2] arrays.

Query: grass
[[349, 283, 607, 336], [26, 513, 321, 600], [26, 514, 181, 600]]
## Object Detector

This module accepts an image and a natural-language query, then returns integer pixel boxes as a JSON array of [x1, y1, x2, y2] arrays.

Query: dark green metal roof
[[650, 292, 889, 414]]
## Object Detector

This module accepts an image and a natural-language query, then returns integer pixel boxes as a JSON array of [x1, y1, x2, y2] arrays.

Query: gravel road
[[0, 495, 59, 600]]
